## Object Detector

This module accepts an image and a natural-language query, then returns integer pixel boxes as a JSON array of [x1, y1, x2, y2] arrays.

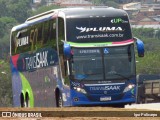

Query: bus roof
[[62, 7, 128, 19], [11, 7, 128, 32]]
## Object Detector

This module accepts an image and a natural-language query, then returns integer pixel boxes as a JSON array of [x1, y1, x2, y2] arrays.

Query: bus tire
[[20, 93, 26, 107], [58, 93, 63, 107], [25, 93, 30, 107], [137, 96, 145, 104], [56, 89, 63, 107]]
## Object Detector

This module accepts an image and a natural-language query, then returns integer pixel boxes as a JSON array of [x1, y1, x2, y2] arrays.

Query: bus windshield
[[70, 45, 135, 81]]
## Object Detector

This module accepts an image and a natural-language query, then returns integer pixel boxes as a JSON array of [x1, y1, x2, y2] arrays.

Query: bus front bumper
[[71, 98, 135, 106]]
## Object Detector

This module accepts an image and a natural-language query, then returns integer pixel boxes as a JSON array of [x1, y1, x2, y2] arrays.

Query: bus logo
[[2, 112, 12, 117], [16, 36, 29, 47], [76, 26, 123, 33], [90, 86, 120, 91], [15, 48, 58, 71], [25, 51, 49, 70], [111, 18, 128, 24]]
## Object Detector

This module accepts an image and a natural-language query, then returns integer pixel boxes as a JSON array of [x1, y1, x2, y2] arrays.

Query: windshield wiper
[[113, 73, 131, 81], [85, 73, 102, 75], [78, 73, 102, 81]]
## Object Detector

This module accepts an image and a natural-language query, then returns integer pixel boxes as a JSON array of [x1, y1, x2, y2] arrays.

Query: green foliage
[[0, 0, 31, 23], [104, 1, 118, 8], [136, 50, 160, 74], [0, 0, 7, 17], [0, 0, 31, 46], [0, 18, 16, 63], [133, 28, 160, 74], [132, 28, 155, 39], [91, 0, 119, 7], [0, 60, 12, 107], [31, 5, 60, 16], [0, 17, 17, 41]]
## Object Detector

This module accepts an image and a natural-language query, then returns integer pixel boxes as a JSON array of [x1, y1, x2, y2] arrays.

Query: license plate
[[100, 96, 111, 101]]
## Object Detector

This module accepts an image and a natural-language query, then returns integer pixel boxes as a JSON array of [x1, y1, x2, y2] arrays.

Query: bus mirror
[[63, 43, 71, 59], [134, 37, 144, 57]]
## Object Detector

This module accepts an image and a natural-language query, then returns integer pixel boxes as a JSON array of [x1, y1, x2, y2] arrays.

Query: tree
[[104, 1, 119, 8], [0, 60, 12, 107], [0, 17, 17, 47], [136, 51, 160, 74], [91, 0, 119, 8], [7, 0, 32, 23], [0, 0, 7, 17], [0, 0, 32, 23], [31, 5, 60, 16], [133, 28, 160, 74]]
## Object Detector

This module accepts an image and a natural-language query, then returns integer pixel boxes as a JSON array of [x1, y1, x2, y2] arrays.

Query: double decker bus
[[10, 7, 144, 107]]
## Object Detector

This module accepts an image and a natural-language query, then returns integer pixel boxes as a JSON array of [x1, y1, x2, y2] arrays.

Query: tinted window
[[11, 19, 57, 55], [70, 45, 135, 81]]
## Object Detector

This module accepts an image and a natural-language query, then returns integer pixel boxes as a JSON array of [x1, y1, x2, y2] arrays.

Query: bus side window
[[11, 32, 17, 55], [17, 29, 30, 53], [43, 21, 50, 45], [58, 17, 69, 85], [36, 23, 43, 50], [49, 19, 56, 49], [29, 27, 37, 51]]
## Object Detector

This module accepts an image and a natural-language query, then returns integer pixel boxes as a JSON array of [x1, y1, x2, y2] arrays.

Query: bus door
[[57, 17, 71, 106]]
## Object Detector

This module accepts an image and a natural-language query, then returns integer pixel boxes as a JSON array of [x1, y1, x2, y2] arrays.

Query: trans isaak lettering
[[25, 51, 49, 70]]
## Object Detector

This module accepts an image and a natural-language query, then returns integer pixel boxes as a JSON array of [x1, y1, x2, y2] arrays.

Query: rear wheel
[[25, 94, 30, 107]]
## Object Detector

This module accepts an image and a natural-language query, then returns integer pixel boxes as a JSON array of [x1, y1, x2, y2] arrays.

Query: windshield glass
[[71, 48, 103, 80], [104, 45, 135, 80], [70, 45, 135, 81]]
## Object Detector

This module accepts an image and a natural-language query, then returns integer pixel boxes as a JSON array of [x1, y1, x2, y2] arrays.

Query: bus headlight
[[74, 87, 87, 94], [123, 84, 135, 93]]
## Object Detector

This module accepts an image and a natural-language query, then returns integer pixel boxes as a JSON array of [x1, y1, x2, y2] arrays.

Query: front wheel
[[57, 93, 63, 107]]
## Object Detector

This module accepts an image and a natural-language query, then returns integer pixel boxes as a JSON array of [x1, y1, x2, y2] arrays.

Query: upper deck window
[[11, 19, 56, 55]]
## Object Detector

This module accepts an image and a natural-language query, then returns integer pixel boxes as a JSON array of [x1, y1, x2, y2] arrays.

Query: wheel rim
[[58, 95, 63, 107], [26, 97, 30, 107]]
